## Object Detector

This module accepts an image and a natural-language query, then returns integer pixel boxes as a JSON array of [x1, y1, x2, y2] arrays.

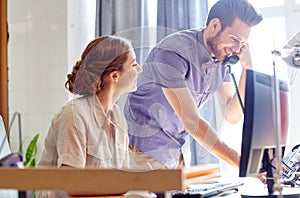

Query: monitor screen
[[239, 69, 289, 177]]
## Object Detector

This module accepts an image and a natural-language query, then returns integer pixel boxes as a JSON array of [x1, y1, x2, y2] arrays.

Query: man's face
[[206, 18, 250, 62]]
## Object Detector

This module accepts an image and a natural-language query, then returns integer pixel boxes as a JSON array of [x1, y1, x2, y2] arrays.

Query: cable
[[228, 66, 245, 114], [222, 55, 245, 114]]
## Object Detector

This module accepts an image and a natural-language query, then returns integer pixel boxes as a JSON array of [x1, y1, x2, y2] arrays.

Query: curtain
[[156, 0, 208, 42], [95, 0, 150, 63], [156, 0, 219, 166]]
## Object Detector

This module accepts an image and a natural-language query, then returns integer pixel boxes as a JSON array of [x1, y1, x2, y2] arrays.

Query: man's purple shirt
[[124, 28, 231, 168]]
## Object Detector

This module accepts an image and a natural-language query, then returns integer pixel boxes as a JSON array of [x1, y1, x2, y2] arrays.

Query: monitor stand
[[242, 151, 300, 198]]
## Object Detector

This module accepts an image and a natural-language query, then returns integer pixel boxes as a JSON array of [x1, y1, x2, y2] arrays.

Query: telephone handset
[[222, 54, 240, 68]]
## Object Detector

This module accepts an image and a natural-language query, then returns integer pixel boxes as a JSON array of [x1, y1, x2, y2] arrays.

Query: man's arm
[[217, 43, 253, 124], [162, 87, 240, 168], [216, 71, 246, 124]]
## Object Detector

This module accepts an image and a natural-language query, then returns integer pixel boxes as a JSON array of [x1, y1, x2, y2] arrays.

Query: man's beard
[[206, 31, 223, 60]]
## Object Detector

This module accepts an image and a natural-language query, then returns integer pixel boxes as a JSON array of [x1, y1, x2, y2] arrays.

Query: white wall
[[7, 0, 94, 158]]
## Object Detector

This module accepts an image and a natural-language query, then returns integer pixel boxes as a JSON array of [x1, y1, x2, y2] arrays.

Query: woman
[[37, 35, 142, 197]]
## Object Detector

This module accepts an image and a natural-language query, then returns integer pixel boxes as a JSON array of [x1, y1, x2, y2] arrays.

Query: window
[[249, 0, 288, 79], [250, 0, 284, 7], [219, 0, 300, 175], [249, 17, 286, 77]]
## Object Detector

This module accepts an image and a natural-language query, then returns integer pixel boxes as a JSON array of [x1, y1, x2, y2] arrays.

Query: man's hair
[[206, 0, 263, 30]]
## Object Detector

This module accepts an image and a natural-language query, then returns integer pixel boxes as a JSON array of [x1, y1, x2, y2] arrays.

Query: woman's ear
[[109, 71, 120, 83]]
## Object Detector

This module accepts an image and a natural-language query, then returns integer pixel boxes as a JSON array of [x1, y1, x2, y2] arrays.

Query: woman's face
[[117, 50, 142, 93]]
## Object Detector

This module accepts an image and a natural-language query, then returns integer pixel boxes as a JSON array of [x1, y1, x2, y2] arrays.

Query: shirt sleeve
[[113, 104, 130, 169], [144, 49, 189, 88], [55, 105, 87, 168]]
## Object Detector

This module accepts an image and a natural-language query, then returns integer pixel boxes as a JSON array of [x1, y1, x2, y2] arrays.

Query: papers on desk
[[183, 163, 221, 187], [183, 163, 220, 179]]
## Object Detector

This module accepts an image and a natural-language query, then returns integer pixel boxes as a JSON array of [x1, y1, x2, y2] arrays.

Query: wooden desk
[[0, 163, 222, 197], [0, 167, 183, 195]]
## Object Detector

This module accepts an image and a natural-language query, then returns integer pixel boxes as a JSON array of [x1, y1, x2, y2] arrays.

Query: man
[[125, 0, 263, 170]]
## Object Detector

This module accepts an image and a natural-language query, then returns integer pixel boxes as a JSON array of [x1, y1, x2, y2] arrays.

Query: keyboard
[[166, 181, 244, 198]]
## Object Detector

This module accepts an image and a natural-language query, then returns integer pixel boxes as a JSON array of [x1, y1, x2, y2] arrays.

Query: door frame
[[0, 0, 8, 129]]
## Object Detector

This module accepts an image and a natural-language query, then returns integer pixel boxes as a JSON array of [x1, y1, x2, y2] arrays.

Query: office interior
[[1, 0, 300, 196]]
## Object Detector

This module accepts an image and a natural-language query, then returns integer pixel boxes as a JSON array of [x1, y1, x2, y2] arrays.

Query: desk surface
[[0, 167, 183, 194], [0, 163, 220, 194], [2, 165, 299, 197]]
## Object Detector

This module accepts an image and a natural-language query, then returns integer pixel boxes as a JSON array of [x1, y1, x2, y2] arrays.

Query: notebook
[[0, 116, 19, 198], [0, 115, 24, 167], [0, 115, 11, 159]]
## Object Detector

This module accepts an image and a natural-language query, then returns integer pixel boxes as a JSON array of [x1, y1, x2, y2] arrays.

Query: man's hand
[[236, 43, 253, 70], [254, 172, 267, 184]]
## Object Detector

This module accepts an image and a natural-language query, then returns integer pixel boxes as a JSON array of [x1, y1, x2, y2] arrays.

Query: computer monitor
[[239, 69, 289, 178]]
